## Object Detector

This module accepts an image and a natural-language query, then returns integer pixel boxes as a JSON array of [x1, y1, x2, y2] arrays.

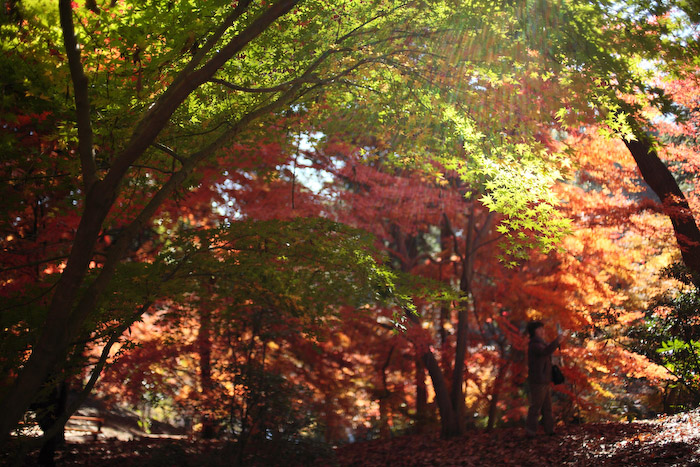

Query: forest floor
[[334, 409, 700, 466], [5, 409, 700, 466]]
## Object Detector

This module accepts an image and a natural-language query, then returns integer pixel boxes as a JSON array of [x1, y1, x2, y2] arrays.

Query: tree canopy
[[2, 0, 700, 460]]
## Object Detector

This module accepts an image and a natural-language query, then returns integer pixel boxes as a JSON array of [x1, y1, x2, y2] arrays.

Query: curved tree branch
[[58, 0, 97, 191], [0, 0, 304, 441], [152, 143, 185, 163]]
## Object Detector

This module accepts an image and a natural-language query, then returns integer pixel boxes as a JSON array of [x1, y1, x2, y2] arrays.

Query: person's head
[[526, 320, 544, 339]]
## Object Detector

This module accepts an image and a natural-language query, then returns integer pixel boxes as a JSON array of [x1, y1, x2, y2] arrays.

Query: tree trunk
[[486, 361, 508, 431], [378, 346, 394, 438], [421, 351, 460, 438], [449, 305, 468, 435], [0, 0, 302, 443], [624, 132, 700, 281], [198, 292, 215, 439], [378, 398, 390, 439], [438, 218, 452, 375], [414, 353, 429, 433], [405, 307, 461, 438], [35, 380, 68, 467], [448, 212, 477, 436], [0, 184, 114, 442]]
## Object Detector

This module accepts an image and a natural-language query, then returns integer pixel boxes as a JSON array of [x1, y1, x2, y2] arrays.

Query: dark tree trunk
[[449, 305, 468, 435], [414, 353, 429, 433], [378, 346, 394, 438], [624, 132, 700, 282], [448, 211, 478, 436], [378, 398, 390, 438], [405, 307, 461, 438], [198, 293, 215, 439], [34, 380, 68, 467], [421, 351, 460, 438], [0, 0, 301, 442], [0, 182, 115, 442], [438, 219, 453, 377]]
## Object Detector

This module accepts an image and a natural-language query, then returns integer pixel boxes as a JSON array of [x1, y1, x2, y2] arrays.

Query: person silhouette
[[525, 321, 567, 437]]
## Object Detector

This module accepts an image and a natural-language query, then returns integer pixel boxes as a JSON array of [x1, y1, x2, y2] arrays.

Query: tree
[[94, 216, 402, 429], [4, 0, 700, 446], [626, 264, 700, 412], [318, 117, 677, 433], [0, 0, 469, 440], [539, 2, 700, 279]]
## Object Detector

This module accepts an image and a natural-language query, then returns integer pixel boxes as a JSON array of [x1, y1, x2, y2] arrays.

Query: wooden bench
[[65, 415, 104, 441]]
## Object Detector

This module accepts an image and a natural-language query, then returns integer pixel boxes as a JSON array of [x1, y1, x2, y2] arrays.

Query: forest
[[1, 0, 700, 465]]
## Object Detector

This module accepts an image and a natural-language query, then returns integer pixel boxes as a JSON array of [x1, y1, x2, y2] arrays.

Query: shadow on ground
[[5, 410, 700, 466], [334, 416, 700, 466]]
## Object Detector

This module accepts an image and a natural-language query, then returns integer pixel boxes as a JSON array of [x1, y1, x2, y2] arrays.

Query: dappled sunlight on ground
[[5, 409, 700, 466]]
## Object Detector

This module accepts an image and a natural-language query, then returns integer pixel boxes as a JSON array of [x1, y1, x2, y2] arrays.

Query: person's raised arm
[[533, 330, 568, 356]]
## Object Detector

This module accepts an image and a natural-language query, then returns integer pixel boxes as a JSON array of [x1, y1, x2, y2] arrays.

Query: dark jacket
[[528, 335, 559, 384]]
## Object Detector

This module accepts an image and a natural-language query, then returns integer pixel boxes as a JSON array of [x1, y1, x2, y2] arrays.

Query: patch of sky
[[283, 131, 344, 195], [606, 2, 698, 45], [214, 178, 245, 220], [212, 131, 347, 219]]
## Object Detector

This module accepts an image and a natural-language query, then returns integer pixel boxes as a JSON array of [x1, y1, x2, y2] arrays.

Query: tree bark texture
[[624, 133, 700, 281]]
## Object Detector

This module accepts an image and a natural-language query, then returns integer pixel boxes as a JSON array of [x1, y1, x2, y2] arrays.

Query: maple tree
[[3, 2, 700, 463], [626, 264, 700, 411], [622, 73, 700, 409], [7, 122, 689, 461], [562, 67, 700, 413], [310, 98, 688, 435], [0, 0, 476, 441], [91, 214, 405, 430], [79, 130, 413, 446]]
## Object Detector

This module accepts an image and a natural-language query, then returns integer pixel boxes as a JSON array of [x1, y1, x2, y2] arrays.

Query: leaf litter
[[6, 409, 700, 466]]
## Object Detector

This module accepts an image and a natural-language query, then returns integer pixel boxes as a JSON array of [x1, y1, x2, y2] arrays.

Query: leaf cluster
[[626, 263, 700, 406], [154, 217, 412, 325]]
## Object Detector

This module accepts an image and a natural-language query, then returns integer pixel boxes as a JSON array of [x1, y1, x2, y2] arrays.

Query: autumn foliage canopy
[[1, 0, 700, 462]]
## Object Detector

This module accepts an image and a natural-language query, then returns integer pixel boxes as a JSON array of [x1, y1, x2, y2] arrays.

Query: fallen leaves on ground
[[5, 409, 700, 466], [334, 409, 700, 466]]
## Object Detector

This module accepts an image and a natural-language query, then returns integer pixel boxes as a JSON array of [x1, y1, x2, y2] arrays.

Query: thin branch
[[65, 74, 308, 341], [208, 77, 296, 93], [36, 302, 151, 447], [470, 233, 505, 257], [468, 212, 496, 256], [104, 0, 302, 194], [441, 213, 462, 258], [152, 142, 185, 163], [332, 79, 384, 95], [0, 173, 71, 183], [207, 46, 355, 95], [58, 0, 97, 192], [162, 119, 232, 143], [36, 245, 195, 445], [131, 164, 176, 175], [334, 1, 411, 44], [181, 0, 254, 75], [0, 280, 59, 313]]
